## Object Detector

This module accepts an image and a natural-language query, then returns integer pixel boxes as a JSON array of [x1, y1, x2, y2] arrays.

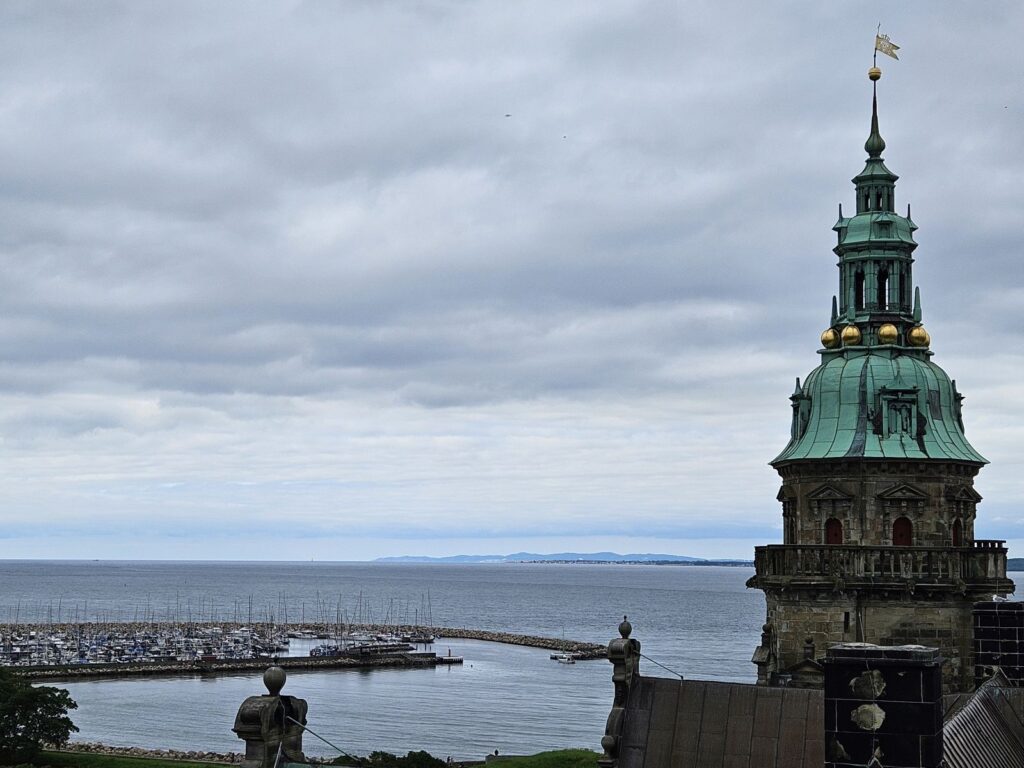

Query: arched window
[[825, 518, 843, 546], [952, 518, 963, 547], [893, 516, 913, 547], [855, 271, 865, 311]]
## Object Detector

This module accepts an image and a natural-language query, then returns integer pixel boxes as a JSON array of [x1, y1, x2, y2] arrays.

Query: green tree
[[398, 751, 444, 768], [0, 668, 78, 762], [335, 751, 445, 768]]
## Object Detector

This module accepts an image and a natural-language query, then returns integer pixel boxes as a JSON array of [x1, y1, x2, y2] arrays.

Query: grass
[[34, 751, 230, 768], [488, 749, 600, 768]]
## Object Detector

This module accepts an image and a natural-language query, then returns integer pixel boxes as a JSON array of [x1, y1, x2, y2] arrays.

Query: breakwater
[[431, 626, 606, 659], [19, 650, 437, 681]]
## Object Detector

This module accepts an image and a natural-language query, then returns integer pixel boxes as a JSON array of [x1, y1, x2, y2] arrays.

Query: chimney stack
[[973, 600, 1023, 687], [824, 643, 943, 768]]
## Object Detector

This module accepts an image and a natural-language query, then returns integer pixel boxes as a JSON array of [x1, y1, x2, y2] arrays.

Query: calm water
[[2, 561, 1021, 760]]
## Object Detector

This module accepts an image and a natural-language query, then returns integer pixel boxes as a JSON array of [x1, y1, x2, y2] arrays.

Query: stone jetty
[[431, 626, 606, 659], [19, 650, 437, 681]]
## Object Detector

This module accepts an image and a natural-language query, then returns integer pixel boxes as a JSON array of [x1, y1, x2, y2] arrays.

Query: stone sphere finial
[[618, 615, 632, 638], [264, 666, 286, 696]]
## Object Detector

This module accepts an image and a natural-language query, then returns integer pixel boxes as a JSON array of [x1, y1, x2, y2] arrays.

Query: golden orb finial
[[841, 324, 862, 346], [877, 324, 899, 345], [908, 325, 930, 347], [868, 66, 882, 81], [821, 328, 840, 349]]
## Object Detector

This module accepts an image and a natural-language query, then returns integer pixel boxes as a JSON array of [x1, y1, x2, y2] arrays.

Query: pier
[[17, 650, 443, 681]]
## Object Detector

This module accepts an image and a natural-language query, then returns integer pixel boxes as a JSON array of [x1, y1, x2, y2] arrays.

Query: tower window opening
[[893, 516, 913, 546], [855, 271, 865, 311], [899, 271, 908, 308], [843, 612, 851, 633], [825, 518, 843, 545], [952, 518, 963, 547], [878, 269, 889, 310]]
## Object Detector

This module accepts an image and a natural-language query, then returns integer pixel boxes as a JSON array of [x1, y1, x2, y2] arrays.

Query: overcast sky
[[0, 2, 1021, 561]]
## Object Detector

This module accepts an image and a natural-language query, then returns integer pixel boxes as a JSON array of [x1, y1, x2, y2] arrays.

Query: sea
[[2, 560, 1022, 761]]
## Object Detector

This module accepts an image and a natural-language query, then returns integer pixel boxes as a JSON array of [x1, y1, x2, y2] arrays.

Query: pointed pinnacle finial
[[913, 286, 922, 322], [865, 76, 886, 158]]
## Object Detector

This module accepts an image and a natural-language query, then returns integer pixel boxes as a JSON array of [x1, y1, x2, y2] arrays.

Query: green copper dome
[[773, 352, 984, 464], [773, 77, 986, 467]]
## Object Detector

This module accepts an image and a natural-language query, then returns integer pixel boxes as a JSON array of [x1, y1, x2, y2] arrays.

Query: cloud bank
[[1, 1, 1022, 559]]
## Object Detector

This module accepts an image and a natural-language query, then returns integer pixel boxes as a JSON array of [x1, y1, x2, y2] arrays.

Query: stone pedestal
[[598, 617, 641, 768], [233, 666, 308, 768]]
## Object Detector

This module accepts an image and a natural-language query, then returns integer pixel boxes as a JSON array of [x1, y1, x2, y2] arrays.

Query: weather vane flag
[[874, 29, 900, 62]]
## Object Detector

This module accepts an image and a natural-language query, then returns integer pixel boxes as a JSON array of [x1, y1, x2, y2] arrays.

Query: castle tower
[[747, 68, 1015, 693]]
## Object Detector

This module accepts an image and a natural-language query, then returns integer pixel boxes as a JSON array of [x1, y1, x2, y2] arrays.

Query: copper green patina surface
[[774, 352, 985, 463], [773, 82, 985, 466]]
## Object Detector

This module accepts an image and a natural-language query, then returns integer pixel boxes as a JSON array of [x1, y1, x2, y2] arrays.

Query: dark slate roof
[[615, 677, 824, 768], [943, 675, 1024, 768], [613, 675, 1024, 768]]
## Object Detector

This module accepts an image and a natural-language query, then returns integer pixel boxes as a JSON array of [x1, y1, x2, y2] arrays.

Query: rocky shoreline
[[55, 742, 243, 764], [53, 742, 489, 766]]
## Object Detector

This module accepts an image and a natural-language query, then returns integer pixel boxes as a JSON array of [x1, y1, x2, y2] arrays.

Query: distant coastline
[[375, 551, 754, 566]]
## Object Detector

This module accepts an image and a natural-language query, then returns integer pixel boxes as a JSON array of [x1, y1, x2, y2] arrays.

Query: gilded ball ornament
[[868, 67, 882, 81], [820, 328, 840, 348], [908, 326, 930, 347], [841, 324, 862, 346], [877, 324, 899, 345]]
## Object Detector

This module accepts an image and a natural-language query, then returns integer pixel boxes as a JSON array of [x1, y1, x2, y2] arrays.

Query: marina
[[0, 620, 596, 679]]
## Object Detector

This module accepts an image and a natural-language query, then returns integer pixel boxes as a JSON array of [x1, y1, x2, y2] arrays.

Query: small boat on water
[[551, 653, 576, 664], [310, 641, 414, 658]]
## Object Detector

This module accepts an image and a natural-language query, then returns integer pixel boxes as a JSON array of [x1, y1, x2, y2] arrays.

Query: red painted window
[[893, 516, 913, 546], [825, 518, 843, 546]]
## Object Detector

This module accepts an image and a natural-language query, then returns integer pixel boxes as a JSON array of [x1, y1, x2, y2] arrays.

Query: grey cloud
[[0, 1, 1021, 558]]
